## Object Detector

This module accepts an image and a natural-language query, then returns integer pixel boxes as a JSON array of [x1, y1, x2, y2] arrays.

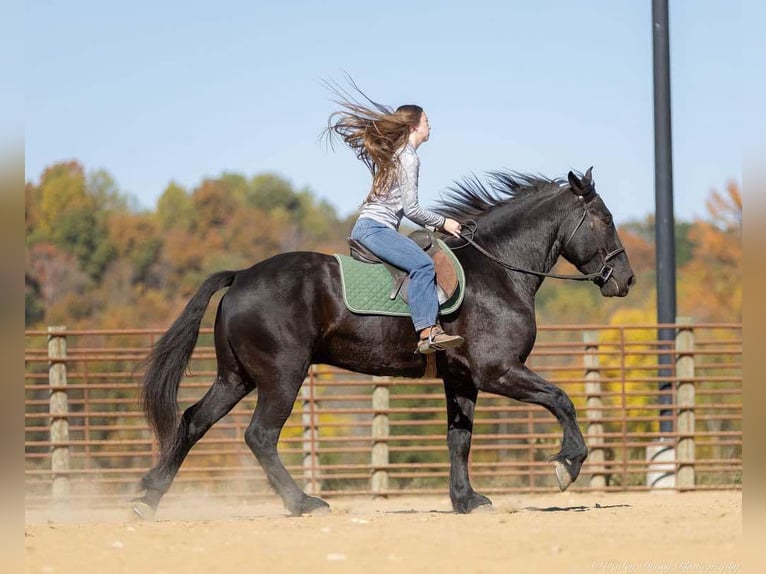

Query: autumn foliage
[[25, 161, 741, 329], [25, 162, 354, 329]]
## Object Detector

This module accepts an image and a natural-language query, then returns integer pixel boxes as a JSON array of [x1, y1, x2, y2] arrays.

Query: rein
[[454, 207, 624, 287]]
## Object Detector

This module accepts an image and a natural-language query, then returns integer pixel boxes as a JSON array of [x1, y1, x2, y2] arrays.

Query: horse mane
[[433, 171, 567, 221]]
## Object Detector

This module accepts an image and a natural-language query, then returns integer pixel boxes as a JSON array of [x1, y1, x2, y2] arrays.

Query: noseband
[[455, 195, 624, 286]]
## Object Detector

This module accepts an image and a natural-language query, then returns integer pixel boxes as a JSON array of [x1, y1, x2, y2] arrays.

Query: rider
[[327, 92, 465, 354]]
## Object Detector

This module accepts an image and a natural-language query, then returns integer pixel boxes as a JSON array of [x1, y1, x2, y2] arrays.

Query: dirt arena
[[25, 491, 741, 574]]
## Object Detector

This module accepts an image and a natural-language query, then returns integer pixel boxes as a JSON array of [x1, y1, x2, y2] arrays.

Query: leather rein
[[453, 195, 625, 287]]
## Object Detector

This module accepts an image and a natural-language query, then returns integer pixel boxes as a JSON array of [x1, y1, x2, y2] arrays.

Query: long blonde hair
[[325, 83, 423, 201]]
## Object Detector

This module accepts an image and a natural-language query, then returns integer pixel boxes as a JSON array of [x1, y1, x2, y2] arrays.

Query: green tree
[[156, 182, 195, 232], [248, 173, 300, 213], [30, 161, 116, 279]]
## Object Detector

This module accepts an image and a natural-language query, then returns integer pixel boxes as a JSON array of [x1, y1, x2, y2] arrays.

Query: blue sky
[[25, 0, 744, 224]]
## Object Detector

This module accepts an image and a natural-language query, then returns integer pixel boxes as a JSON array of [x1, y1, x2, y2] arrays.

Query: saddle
[[347, 230, 459, 304]]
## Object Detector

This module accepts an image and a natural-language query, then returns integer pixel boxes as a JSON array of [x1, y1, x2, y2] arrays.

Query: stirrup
[[416, 326, 465, 355]]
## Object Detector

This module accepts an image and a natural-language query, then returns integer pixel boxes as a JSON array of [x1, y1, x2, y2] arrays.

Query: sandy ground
[[25, 491, 742, 574]]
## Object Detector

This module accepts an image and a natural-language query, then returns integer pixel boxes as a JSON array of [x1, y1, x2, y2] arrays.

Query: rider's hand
[[442, 218, 462, 238]]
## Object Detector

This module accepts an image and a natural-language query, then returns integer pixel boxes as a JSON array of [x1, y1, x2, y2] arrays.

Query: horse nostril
[[627, 275, 637, 288]]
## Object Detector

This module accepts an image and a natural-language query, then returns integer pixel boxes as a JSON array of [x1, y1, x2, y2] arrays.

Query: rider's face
[[416, 112, 430, 142]]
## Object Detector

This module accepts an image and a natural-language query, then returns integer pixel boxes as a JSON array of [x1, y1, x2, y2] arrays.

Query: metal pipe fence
[[24, 322, 742, 507]]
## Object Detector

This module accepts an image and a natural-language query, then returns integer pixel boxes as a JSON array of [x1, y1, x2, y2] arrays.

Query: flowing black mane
[[433, 171, 567, 221]]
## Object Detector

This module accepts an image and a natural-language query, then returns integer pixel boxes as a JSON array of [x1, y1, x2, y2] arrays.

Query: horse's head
[[560, 168, 636, 297]]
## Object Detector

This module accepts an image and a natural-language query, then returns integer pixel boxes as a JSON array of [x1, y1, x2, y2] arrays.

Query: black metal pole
[[652, 0, 676, 434]]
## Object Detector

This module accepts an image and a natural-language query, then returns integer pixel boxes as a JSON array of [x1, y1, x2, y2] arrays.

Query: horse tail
[[140, 270, 238, 457]]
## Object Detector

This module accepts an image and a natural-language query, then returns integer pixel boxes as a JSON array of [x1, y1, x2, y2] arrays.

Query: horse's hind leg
[[132, 370, 251, 520], [481, 363, 588, 490], [244, 361, 329, 516], [443, 378, 493, 513]]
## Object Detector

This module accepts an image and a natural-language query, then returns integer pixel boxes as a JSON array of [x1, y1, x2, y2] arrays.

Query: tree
[[156, 182, 195, 232], [25, 272, 45, 326], [26, 242, 92, 320], [192, 179, 239, 229], [248, 173, 300, 213], [106, 212, 161, 284], [677, 182, 741, 321], [620, 216, 694, 268], [29, 161, 116, 279], [705, 181, 741, 231]]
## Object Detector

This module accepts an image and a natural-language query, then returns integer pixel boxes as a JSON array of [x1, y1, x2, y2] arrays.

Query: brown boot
[[416, 325, 465, 355]]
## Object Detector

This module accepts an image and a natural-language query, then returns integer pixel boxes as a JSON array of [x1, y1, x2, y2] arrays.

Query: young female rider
[[327, 93, 465, 354]]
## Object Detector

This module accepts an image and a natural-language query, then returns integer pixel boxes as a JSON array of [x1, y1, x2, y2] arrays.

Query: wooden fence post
[[48, 326, 70, 500], [584, 330, 606, 489], [371, 376, 390, 496], [301, 369, 320, 495], [676, 318, 696, 490]]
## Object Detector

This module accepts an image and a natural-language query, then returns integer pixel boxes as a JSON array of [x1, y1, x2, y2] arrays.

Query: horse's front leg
[[481, 363, 588, 490], [443, 377, 493, 513]]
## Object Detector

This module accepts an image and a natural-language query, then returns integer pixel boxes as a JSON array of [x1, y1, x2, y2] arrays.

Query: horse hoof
[[553, 460, 573, 491], [130, 500, 156, 521], [454, 492, 493, 514], [291, 495, 331, 516]]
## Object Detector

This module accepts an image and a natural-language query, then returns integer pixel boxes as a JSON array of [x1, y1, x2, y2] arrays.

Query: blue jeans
[[350, 218, 438, 332]]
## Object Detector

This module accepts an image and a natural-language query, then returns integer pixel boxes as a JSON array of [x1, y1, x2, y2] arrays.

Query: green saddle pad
[[333, 239, 465, 317]]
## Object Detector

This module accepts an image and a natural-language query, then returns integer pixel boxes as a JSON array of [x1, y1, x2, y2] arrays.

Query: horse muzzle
[[598, 269, 636, 297], [592, 248, 634, 297]]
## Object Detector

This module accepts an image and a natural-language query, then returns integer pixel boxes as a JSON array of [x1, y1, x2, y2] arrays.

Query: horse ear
[[568, 170, 583, 193], [584, 166, 593, 184]]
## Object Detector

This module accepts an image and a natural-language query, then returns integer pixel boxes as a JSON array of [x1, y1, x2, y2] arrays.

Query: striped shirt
[[357, 143, 446, 231]]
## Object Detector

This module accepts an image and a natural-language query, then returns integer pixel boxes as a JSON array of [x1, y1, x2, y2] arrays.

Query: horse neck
[[475, 195, 570, 282]]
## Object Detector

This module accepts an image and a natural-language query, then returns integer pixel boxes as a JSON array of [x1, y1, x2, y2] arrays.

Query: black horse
[[132, 168, 634, 519]]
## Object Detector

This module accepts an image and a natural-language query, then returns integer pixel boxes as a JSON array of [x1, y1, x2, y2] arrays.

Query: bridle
[[453, 192, 625, 287]]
